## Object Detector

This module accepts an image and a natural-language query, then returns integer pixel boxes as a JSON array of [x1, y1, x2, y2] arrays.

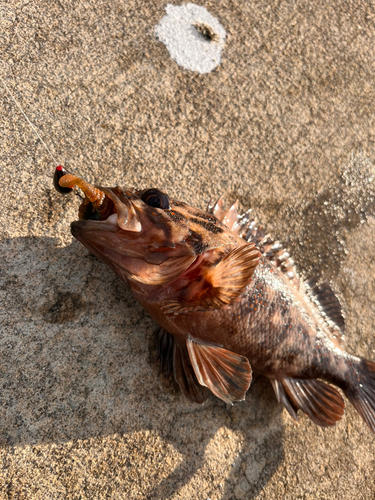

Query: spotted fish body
[[57, 171, 375, 432]]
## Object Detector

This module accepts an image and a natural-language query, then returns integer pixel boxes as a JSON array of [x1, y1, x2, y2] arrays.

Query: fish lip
[[70, 217, 145, 260], [71, 218, 121, 258], [71, 217, 120, 236], [70, 220, 142, 276], [70, 220, 121, 271]]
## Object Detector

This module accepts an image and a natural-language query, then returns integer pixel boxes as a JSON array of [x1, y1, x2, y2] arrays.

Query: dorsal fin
[[223, 200, 239, 229], [305, 278, 345, 334], [207, 198, 300, 288], [206, 199, 345, 343], [260, 236, 300, 289], [208, 197, 226, 221]]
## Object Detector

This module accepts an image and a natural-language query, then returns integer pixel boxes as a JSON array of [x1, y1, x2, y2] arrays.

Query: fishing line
[[0, 74, 84, 199], [0, 74, 59, 165]]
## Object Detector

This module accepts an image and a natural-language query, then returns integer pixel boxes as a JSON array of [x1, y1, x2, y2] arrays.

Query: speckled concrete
[[1, 1, 375, 498]]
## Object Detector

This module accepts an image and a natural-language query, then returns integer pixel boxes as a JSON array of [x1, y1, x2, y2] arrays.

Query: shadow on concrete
[[0, 235, 284, 498]]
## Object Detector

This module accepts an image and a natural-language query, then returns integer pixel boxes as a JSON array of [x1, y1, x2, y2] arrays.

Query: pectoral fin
[[186, 337, 252, 404], [208, 243, 260, 302], [163, 244, 260, 314]]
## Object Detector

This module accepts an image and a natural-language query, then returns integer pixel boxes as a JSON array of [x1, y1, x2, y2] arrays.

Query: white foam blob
[[155, 3, 226, 74]]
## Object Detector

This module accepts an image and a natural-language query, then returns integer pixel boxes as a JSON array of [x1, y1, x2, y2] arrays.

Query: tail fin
[[344, 359, 375, 433]]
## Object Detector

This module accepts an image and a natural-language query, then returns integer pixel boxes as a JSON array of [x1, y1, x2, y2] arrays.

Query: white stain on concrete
[[155, 3, 226, 74]]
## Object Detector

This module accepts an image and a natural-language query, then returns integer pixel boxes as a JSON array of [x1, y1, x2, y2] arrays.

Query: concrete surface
[[1, 0, 375, 498]]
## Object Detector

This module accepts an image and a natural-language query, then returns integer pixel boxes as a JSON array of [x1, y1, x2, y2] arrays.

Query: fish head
[[57, 173, 240, 286]]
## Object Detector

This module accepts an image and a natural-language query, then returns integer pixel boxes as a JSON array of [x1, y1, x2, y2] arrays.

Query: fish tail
[[344, 358, 375, 433]]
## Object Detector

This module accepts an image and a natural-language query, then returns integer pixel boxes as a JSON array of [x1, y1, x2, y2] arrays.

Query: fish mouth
[[58, 173, 142, 233], [71, 214, 120, 235], [57, 170, 198, 283], [70, 215, 145, 260], [70, 217, 197, 286], [71, 215, 120, 262], [57, 171, 151, 269]]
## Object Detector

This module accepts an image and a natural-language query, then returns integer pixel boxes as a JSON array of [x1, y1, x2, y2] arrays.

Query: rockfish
[[55, 167, 375, 433]]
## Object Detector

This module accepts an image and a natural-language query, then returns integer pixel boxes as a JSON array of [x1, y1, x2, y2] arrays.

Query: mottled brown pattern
[[68, 182, 375, 433]]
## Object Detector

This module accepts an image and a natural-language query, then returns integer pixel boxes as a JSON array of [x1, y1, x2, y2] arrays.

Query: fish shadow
[[147, 376, 284, 499], [0, 235, 284, 498]]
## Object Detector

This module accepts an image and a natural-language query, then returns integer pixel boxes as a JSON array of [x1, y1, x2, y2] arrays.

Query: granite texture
[[1, 0, 375, 498]]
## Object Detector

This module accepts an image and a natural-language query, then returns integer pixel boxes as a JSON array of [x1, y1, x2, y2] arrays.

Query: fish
[[55, 167, 375, 433]]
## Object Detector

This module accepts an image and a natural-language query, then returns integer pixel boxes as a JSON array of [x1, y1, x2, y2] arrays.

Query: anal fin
[[186, 337, 252, 404], [271, 377, 345, 427], [344, 358, 375, 434], [270, 379, 299, 423]]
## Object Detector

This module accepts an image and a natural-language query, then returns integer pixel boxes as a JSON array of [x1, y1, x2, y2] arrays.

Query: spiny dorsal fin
[[206, 198, 300, 288], [260, 237, 300, 288], [272, 377, 345, 427], [207, 198, 241, 230], [186, 337, 252, 404], [207, 197, 226, 222], [223, 200, 239, 229], [162, 243, 260, 314]]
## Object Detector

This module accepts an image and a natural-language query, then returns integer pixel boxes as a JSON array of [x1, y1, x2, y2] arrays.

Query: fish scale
[[216, 262, 315, 376], [55, 169, 375, 432]]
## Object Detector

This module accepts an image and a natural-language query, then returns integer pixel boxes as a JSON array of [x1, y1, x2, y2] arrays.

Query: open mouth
[[71, 214, 120, 235], [55, 169, 142, 233], [54, 167, 198, 285]]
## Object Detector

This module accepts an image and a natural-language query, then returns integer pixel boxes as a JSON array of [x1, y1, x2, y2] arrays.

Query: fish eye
[[141, 189, 170, 209]]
